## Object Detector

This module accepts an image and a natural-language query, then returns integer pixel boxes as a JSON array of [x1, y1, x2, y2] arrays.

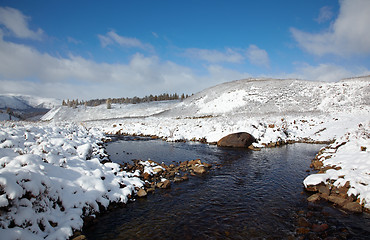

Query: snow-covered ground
[[1, 77, 369, 239], [0, 122, 144, 239], [303, 122, 370, 209]]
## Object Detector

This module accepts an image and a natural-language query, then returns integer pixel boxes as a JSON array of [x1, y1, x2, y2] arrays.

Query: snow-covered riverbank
[[0, 122, 144, 240]]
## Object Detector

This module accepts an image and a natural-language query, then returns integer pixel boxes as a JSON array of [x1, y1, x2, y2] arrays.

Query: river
[[84, 137, 370, 239]]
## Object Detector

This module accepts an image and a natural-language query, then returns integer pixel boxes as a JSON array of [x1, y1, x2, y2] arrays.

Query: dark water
[[84, 137, 370, 239]]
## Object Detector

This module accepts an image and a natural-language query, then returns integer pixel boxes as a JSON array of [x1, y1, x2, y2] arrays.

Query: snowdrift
[[0, 122, 143, 239]]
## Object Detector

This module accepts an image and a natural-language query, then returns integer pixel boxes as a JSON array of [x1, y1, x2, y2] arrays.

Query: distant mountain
[[0, 94, 60, 120], [0, 94, 59, 110]]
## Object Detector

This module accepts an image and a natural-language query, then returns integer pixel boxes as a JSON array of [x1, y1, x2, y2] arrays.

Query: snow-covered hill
[[0, 94, 60, 120], [43, 78, 370, 122], [42, 100, 179, 122], [161, 78, 370, 117], [0, 94, 59, 110]]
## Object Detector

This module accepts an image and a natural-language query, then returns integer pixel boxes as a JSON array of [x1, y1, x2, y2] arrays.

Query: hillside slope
[[43, 78, 370, 122], [0, 94, 59, 110], [0, 94, 60, 120], [160, 78, 370, 117]]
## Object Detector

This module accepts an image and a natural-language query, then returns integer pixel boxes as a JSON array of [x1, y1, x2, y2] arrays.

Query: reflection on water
[[84, 138, 370, 239]]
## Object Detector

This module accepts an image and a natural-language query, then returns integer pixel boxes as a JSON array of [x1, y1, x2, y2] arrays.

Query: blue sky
[[0, 0, 369, 100]]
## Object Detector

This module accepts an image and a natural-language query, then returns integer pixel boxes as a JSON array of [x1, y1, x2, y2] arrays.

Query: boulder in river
[[217, 132, 256, 148]]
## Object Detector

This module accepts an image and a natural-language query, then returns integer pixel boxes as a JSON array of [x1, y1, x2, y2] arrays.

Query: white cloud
[[67, 37, 82, 45], [296, 63, 352, 82], [0, 6, 44, 40], [184, 48, 244, 63], [315, 6, 334, 23], [98, 30, 153, 51], [207, 65, 251, 82], [291, 0, 370, 56], [246, 45, 269, 67], [288, 62, 369, 82], [0, 34, 203, 98]]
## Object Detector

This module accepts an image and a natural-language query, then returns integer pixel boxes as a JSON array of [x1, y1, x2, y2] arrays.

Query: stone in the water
[[296, 227, 310, 234], [158, 180, 171, 189], [307, 193, 320, 202], [193, 165, 206, 174], [312, 223, 329, 232], [71, 235, 87, 240], [173, 176, 183, 182], [318, 185, 330, 195], [342, 202, 362, 213], [217, 132, 256, 148], [137, 189, 147, 197], [328, 195, 348, 207], [297, 217, 311, 227]]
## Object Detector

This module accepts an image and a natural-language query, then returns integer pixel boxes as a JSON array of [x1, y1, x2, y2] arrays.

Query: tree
[[106, 98, 112, 109]]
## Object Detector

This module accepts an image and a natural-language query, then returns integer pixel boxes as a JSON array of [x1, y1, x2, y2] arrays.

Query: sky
[[0, 0, 369, 100]]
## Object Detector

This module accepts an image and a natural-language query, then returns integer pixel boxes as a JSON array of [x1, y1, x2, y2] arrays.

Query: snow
[[0, 122, 143, 240], [303, 123, 370, 208], [0, 94, 59, 110], [1, 77, 369, 239]]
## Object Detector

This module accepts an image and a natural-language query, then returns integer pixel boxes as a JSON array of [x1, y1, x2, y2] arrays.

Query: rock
[[142, 172, 151, 180], [342, 202, 362, 213], [71, 235, 87, 240], [328, 196, 348, 207], [217, 132, 256, 148], [311, 160, 323, 170], [312, 223, 329, 232], [173, 176, 183, 182], [153, 167, 164, 174], [296, 227, 310, 234], [297, 217, 311, 227], [307, 193, 320, 202], [318, 185, 330, 195], [248, 145, 261, 151], [162, 180, 171, 189], [202, 162, 212, 168], [188, 159, 202, 166], [181, 175, 189, 181], [193, 165, 206, 174], [137, 189, 147, 197], [146, 187, 155, 193], [320, 193, 329, 200]]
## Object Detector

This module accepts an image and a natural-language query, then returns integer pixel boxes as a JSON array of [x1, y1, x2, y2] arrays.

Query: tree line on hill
[[62, 93, 191, 108]]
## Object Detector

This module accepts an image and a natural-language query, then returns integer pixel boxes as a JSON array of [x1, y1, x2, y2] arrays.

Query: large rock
[[217, 132, 256, 148]]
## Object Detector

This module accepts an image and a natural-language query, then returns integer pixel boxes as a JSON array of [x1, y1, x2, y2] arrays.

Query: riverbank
[[0, 122, 144, 240], [304, 122, 370, 212]]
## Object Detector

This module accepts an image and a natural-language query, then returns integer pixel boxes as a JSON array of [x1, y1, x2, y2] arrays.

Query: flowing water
[[84, 137, 370, 239]]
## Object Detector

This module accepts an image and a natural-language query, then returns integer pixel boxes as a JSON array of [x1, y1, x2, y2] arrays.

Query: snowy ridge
[[0, 94, 59, 110], [42, 78, 369, 122], [161, 78, 370, 117], [42, 100, 179, 122]]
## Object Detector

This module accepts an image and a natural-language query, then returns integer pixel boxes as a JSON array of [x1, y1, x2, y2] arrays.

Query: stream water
[[84, 137, 370, 239]]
